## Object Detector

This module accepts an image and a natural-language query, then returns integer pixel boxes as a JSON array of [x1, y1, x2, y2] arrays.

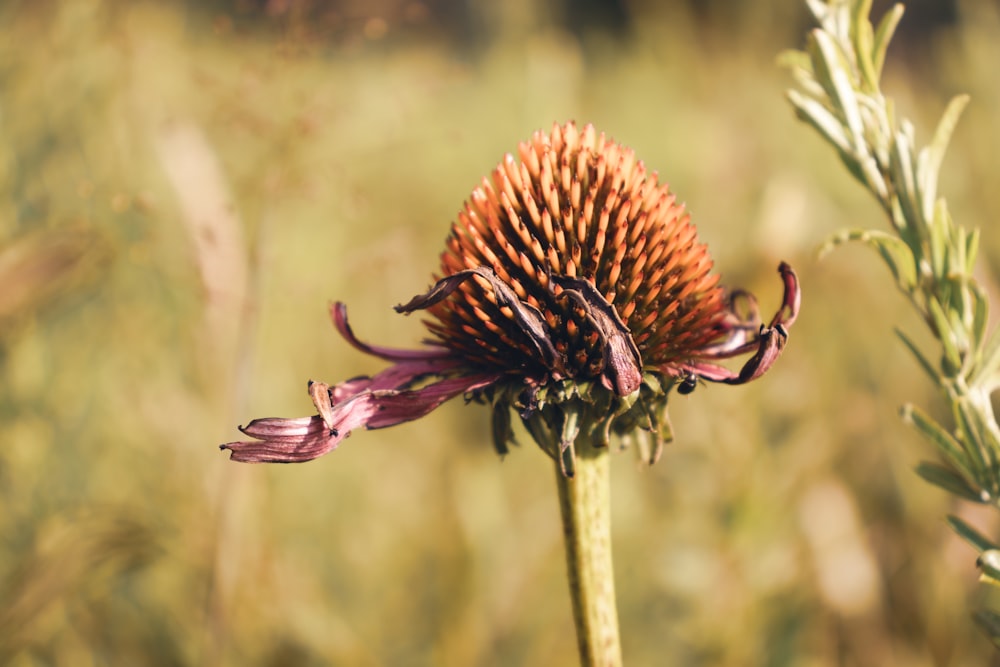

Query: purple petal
[[365, 373, 502, 429], [770, 262, 800, 328], [221, 372, 502, 463], [327, 356, 466, 404], [221, 416, 344, 463], [667, 263, 799, 387], [330, 302, 454, 362], [722, 324, 788, 385]]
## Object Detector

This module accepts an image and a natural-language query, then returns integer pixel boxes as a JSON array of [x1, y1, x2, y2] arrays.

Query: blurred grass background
[[2, 0, 1000, 664]]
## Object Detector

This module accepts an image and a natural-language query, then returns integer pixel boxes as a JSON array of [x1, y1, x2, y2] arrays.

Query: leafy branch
[[783, 0, 1000, 644]]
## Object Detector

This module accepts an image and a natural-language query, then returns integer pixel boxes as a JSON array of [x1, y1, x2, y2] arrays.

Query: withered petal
[[549, 274, 643, 396], [365, 373, 502, 429], [668, 263, 798, 387], [770, 261, 800, 328], [331, 302, 454, 362], [693, 262, 800, 361], [222, 416, 345, 463], [724, 323, 788, 385], [396, 266, 563, 371], [220, 372, 501, 463], [327, 356, 466, 404]]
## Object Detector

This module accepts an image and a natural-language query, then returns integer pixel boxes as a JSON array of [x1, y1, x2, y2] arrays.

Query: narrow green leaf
[[947, 514, 999, 552], [920, 95, 970, 220], [900, 403, 974, 479], [956, 398, 1000, 492], [833, 66, 865, 146], [787, 91, 853, 155], [890, 124, 925, 234], [966, 227, 981, 275], [927, 296, 962, 375], [952, 399, 992, 489], [914, 461, 986, 503], [810, 29, 852, 108], [812, 30, 865, 147], [850, 0, 878, 91], [927, 199, 947, 280], [872, 4, 905, 80], [819, 228, 915, 289], [895, 330, 942, 386], [970, 283, 989, 355], [975, 327, 1000, 387], [858, 153, 890, 202]]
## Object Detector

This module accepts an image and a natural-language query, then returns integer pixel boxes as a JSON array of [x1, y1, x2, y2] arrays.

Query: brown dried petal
[[396, 266, 563, 372], [549, 274, 643, 396]]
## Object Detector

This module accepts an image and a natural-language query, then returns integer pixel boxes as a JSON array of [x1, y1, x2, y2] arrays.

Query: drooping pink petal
[[327, 356, 466, 404], [330, 302, 454, 362], [220, 372, 503, 463], [365, 372, 503, 428]]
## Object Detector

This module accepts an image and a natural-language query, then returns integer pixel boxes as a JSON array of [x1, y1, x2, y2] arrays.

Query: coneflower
[[221, 121, 800, 666]]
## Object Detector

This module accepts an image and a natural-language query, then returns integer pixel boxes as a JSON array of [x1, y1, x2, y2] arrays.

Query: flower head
[[221, 122, 800, 474]]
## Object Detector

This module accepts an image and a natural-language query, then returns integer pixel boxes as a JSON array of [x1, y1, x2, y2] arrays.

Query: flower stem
[[555, 436, 623, 667]]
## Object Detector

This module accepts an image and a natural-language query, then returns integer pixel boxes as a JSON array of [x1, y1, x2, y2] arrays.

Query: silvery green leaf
[[928, 201, 948, 280], [919, 95, 970, 221], [871, 4, 905, 80], [820, 228, 915, 289], [970, 283, 989, 354], [965, 227, 980, 274], [889, 126, 924, 231], [787, 91, 852, 155], [901, 404, 974, 480], [915, 461, 987, 503], [850, 0, 878, 90], [952, 405, 991, 494], [974, 325, 1000, 389], [807, 30, 842, 107]]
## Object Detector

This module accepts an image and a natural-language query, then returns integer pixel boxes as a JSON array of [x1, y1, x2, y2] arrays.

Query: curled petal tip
[[726, 323, 788, 385], [774, 262, 800, 328]]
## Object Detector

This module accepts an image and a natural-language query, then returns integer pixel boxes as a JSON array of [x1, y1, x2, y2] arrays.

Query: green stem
[[555, 436, 623, 667]]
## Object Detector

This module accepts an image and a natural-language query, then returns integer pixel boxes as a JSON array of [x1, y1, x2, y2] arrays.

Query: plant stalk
[[555, 436, 623, 667]]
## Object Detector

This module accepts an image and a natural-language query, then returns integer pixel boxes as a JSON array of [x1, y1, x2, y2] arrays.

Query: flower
[[221, 122, 800, 474]]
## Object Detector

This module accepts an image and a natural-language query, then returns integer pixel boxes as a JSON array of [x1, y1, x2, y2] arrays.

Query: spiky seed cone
[[427, 121, 728, 383]]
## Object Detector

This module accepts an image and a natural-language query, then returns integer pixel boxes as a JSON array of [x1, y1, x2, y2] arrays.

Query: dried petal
[[397, 266, 563, 372], [331, 301, 453, 362], [221, 373, 501, 463], [671, 263, 800, 386], [549, 274, 642, 396]]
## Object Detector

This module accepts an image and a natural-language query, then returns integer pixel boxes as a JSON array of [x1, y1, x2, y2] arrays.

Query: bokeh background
[[3, 0, 1000, 664]]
